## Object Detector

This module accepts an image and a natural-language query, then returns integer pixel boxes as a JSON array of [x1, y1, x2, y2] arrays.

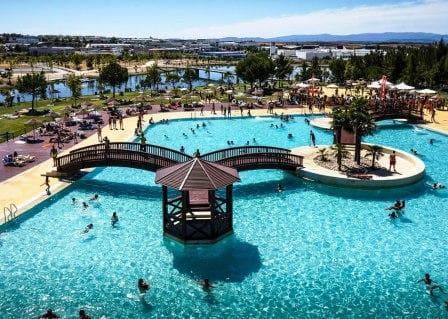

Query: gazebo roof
[[155, 156, 240, 190]]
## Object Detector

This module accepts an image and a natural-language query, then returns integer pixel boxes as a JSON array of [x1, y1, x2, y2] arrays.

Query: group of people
[[72, 194, 120, 233], [385, 200, 406, 219], [40, 309, 91, 319]]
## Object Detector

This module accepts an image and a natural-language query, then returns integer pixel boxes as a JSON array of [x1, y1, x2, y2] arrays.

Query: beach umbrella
[[225, 89, 234, 94], [307, 77, 320, 83], [326, 84, 339, 89], [207, 83, 215, 88], [367, 82, 381, 89], [297, 82, 310, 88], [394, 82, 415, 91], [180, 88, 188, 92], [417, 88, 437, 95]]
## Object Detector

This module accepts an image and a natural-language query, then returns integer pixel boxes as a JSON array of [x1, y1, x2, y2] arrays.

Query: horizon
[[1, 0, 447, 39]]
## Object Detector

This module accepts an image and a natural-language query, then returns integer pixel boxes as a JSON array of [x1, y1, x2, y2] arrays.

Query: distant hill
[[220, 32, 447, 43]]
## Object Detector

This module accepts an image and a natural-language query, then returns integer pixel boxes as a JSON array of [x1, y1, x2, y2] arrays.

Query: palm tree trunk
[[112, 86, 116, 97]]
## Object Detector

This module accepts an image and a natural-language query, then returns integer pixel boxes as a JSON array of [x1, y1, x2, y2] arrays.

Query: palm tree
[[332, 97, 375, 165], [364, 145, 384, 168], [348, 97, 376, 164], [331, 143, 350, 171], [98, 61, 129, 97], [144, 63, 162, 90], [15, 72, 47, 112]]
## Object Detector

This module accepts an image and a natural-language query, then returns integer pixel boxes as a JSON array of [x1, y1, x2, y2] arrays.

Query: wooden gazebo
[[155, 151, 240, 244]]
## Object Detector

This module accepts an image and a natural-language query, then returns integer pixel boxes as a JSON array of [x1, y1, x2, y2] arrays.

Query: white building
[[296, 49, 331, 60]]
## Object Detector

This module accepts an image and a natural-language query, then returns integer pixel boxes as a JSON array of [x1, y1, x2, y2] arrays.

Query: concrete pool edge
[[292, 143, 426, 189]]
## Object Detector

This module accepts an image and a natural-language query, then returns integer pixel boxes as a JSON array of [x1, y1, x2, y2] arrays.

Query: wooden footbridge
[[54, 143, 303, 174]]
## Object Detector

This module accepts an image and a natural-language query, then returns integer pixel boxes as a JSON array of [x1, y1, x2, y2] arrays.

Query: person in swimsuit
[[201, 278, 215, 292], [389, 151, 397, 172], [138, 278, 150, 294], [111, 212, 119, 227], [40, 309, 59, 318], [418, 273, 445, 295], [82, 224, 93, 234], [79, 309, 91, 319]]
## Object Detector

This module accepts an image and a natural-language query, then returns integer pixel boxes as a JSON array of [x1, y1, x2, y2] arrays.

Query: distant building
[[296, 49, 331, 60], [29, 46, 76, 54], [199, 51, 246, 59]]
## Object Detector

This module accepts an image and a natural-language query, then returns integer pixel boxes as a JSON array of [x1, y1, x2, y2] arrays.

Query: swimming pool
[[1, 116, 448, 318]]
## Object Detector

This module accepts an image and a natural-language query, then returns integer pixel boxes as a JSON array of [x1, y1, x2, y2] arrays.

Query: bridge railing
[[56, 148, 179, 171], [68, 142, 192, 163], [201, 146, 291, 162], [215, 152, 303, 170]]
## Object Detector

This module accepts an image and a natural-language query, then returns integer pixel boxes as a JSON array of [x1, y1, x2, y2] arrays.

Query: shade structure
[[155, 156, 240, 191], [225, 89, 234, 94], [417, 88, 437, 95], [295, 82, 310, 88], [367, 82, 381, 89], [306, 77, 320, 83], [394, 82, 415, 91], [326, 84, 339, 89]]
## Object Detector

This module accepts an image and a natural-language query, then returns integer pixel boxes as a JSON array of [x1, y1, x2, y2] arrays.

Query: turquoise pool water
[[1, 116, 448, 318]]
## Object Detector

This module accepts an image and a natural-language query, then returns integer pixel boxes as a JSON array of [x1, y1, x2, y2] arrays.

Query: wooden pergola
[[155, 152, 240, 244]]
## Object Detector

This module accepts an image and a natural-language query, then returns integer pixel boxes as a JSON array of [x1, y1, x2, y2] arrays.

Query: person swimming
[[277, 184, 284, 193], [79, 309, 91, 319], [429, 138, 435, 145], [418, 273, 445, 296], [82, 224, 93, 234], [288, 133, 293, 139], [386, 200, 405, 212], [410, 149, 418, 155], [432, 182, 445, 190], [201, 278, 215, 292], [202, 122, 206, 127], [183, 133, 187, 138], [246, 141, 250, 146], [253, 138, 256, 143], [89, 194, 99, 201], [82, 202, 89, 209], [180, 146, 185, 153], [40, 309, 60, 318], [164, 134, 169, 139], [389, 211, 398, 219], [72, 198, 77, 205], [138, 278, 150, 294]]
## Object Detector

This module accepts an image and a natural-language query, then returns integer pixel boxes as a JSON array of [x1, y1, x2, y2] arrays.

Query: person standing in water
[[111, 212, 119, 227], [310, 130, 316, 147], [138, 278, 150, 294]]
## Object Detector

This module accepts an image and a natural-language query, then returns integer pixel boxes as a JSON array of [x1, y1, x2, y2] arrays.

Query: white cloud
[[177, 0, 448, 38]]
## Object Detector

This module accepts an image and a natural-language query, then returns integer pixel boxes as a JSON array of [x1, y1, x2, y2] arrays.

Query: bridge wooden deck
[[54, 144, 303, 174]]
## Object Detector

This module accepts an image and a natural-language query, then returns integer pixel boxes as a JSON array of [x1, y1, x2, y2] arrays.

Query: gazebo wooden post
[[181, 190, 189, 239], [226, 184, 233, 229], [162, 186, 168, 233], [208, 189, 216, 237]]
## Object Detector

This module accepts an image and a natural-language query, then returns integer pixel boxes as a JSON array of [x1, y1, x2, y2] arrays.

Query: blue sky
[[1, 0, 447, 38]]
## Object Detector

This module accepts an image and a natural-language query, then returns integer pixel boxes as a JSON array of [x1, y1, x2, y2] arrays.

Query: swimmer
[[183, 133, 187, 138], [280, 123, 284, 128], [418, 273, 445, 295], [82, 223, 93, 234], [180, 146, 185, 153], [270, 124, 274, 128], [227, 141, 231, 145], [305, 118, 310, 125], [231, 141, 234, 145], [246, 141, 250, 146], [410, 149, 418, 155], [196, 124, 200, 129], [40, 309, 60, 318], [138, 278, 150, 294], [202, 122, 206, 127], [79, 309, 91, 319], [253, 138, 256, 144], [89, 194, 99, 201], [164, 135, 169, 139], [277, 184, 284, 193], [389, 211, 398, 219], [386, 200, 405, 211], [200, 278, 215, 292], [288, 133, 293, 139], [111, 212, 119, 227], [432, 182, 445, 190], [72, 198, 77, 205], [429, 138, 435, 145], [82, 202, 89, 209]]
